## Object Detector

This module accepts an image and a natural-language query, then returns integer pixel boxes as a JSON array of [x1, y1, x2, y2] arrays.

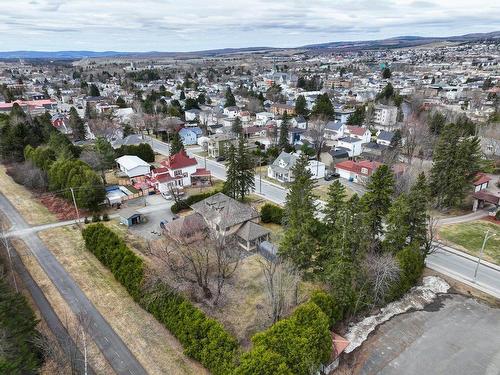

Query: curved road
[[0, 192, 147, 375]]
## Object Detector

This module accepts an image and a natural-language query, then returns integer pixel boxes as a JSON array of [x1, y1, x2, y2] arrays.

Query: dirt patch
[[38, 226, 206, 375]]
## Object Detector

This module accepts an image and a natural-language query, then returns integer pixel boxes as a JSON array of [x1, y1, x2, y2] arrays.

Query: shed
[[119, 208, 143, 227]]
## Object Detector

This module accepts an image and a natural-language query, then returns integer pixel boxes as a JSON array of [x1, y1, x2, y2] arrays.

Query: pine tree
[[278, 112, 290, 150], [407, 173, 430, 246], [280, 154, 318, 270], [223, 144, 239, 199], [235, 134, 255, 200], [430, 123, 481, 208], [384, 193, 411, 253], [323, 180, 346, 229], [362, 165, 394, 240], [311, 93, 334, 119], [295, 95, 308, 117], [224, 87, 236, 108], [170, 132, 184, 155], [69, 107, 86, 141], [232, 116, 243, 135]]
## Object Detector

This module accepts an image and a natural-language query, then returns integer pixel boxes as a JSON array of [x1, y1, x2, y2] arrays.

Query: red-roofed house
[[150, 150, 211, 192], [345, 125, 371, 143], [473, 173, 491, 192], [335, 159, 405, 184]]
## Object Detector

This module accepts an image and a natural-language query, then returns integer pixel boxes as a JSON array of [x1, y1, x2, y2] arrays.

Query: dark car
[[324, 172, 340, 181], [215, 156, 226, 162]]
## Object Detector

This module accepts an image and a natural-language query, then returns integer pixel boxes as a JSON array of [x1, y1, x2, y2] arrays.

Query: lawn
[[313, 182, 354, 202], [38, 226, 207, 375], [438, 220, 500, 264], [0, 164, 56, 225]]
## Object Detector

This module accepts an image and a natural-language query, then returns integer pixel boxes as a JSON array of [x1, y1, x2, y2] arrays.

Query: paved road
[[437, 210, 488, 226], [148, 137, 500, 299], [0, 192, 147, 375]]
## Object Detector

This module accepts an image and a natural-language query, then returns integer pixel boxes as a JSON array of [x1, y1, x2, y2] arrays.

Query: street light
[[473, 229, 496, 282]]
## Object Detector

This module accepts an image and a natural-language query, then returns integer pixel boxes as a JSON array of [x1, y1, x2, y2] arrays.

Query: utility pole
[[259, 157, 262, 194], [473, 229, 496, 282], [70, 187, 81, 228]]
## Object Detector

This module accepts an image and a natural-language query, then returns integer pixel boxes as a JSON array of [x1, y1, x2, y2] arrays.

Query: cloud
[[0, 0, 498, 51]]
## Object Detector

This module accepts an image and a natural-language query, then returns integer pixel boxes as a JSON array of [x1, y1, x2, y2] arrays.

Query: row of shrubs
[[260, 203, 284, 225], [83, 213, 110, 224], [81, 224, 238, 374], [171, 189, 221, 213]]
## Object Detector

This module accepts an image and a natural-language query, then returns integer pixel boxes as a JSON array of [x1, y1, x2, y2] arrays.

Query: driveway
[[354, 294, 500, 375]]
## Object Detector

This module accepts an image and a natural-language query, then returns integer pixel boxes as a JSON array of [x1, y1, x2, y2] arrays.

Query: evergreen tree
[[311, 93, 334, 119], [278, 112, 290, 150], [382, 67, 392, 79], [235, 134, 255, 200], [223, 144, 239, 199], [362, 165, 394, 240], [116, 96, 127, 108], [346, 106, 365, 125], [280, 154, 318, 270], [179, 90, 186, 100], [294, 95, 308, 117], [428, 112, 446, 135], [430, 123, 482, 208], [323, 180, 346, 230], [232, 116, 243, 135], [384, 193, 411, 253], [407, 173, 430, 246], [89, 83, 100, 97], [170, 132, 184, 155], [69, 107, 86, 141], [224, 87, 236, 108]]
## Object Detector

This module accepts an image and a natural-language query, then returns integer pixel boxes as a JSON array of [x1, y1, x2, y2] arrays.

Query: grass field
[[313, 182, 354, 202], [0, 164, 56, 225], [438, 220, 500, 264], [38, 226, 207, 375]]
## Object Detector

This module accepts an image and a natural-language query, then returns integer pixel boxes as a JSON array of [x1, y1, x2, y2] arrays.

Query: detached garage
[[115, 155, 150, 178]]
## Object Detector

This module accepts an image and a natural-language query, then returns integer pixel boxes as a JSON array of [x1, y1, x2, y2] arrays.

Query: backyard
[[438, 220, 500, 264]]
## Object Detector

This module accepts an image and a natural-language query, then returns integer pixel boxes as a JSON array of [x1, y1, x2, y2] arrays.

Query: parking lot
[[352, 294, 500, 375]]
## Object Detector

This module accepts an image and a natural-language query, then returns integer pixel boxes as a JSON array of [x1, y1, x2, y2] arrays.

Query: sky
[[0, 0, 499, 52]]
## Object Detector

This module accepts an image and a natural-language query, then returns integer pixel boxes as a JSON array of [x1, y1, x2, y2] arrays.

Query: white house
[[185, 108, 201, 122], [337, 137, 363, 157], [373, 104, 398, 131], [335, 108, 356, 124], [268, 151, 325, 183], [324, 121, 345, 140], [223, 106, 239, 118], [256, 111, 274, 126], [376, 130, 395, 146], [115, 155, 150, 178], [344, 125, 371, 144]]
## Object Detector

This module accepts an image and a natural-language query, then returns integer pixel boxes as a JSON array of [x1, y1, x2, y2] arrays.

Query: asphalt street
[[0, 192, 147, 375], [148, 136, 500, 299]]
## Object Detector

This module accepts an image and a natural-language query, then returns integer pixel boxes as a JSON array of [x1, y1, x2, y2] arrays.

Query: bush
[[235, 301, 332, 375], [171, 190, 221, 214], [102, 213, 110, 221], [260, 203, 283, 224], [81, 224, 238, 374], [84, 217, 89, 224], [92, 214, 101, 222], [496, 210, 500, 221]]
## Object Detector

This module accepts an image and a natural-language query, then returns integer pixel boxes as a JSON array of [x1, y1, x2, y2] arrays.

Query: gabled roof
[[161, 150, 197, 170], [325, 121, 343, 131], [336, 159, 381, 175], [115, 155, 150, 170], [347, 125, 369, 136], [236, 221, 270, 242], [339, 136, 363, 144], [377, 130, 395, 142], [473, 173, 491, 186]]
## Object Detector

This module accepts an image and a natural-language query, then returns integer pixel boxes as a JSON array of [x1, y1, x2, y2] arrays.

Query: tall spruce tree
[[362, 164, 394, 240], [323, 180, 346, 230], [232, 116, 243, 135], [280, 154, 318, 271], [223, 144, 239, 199], [295, 95, 308, 117], [236, 134, 255, 200], [224, 87, 236, 108], [69, 107, 86, 141], [430, 123, 481, 208], [278, 112, 290, 150], [170, 132, 184, 155]]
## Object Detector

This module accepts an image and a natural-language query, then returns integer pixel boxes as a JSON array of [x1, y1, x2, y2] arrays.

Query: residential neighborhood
[[0, 4, 499, 375]]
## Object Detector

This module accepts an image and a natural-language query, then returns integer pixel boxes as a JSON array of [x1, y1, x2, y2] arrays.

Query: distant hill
[[0, 31, 498, 60]]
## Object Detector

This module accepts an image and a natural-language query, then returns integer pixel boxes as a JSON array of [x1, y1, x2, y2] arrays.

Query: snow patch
[[344, 276, 449, 353]]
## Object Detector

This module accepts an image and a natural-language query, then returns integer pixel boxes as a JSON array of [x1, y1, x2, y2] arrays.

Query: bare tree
[[87, 116, 122, 141], [364, 253, 400, 306], [0, 221, 18, 292], [258, 256, 301, 323], [212, 231, 241, 305], [422, 215, 439, 257], [307, 116, 328, 161]]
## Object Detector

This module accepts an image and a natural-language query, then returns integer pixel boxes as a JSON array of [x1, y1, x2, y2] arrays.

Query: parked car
[[215, 156, 226, 162], [324, 172, 340, 181]]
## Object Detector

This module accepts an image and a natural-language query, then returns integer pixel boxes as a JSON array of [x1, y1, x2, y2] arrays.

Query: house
[[294, 115, 307, 130], [473, 173, 491, 192], [345, 126, 371, 143], [112, 134, 145, 149], [335, 160, 382, 183], [335, 108, 355, 124], [373, 104, 398, 131], [190, 192, 270, 251], [256, 111, 274, 126], [207, 133, 236, 158], [324, 121, 345, 140], [239, 111, 251, 123], [271, 103, 296, 116], [185, 108, 201, 122], [178, 128, 198, 146], [376, 130, 395, 146], [288, 127, 306, 145], [51, 114, 72, 135], [223, 106, 239, 118], [337, 137, 363, 157], [115, 155, 150, 178], [268, 151, 325, 182], [119, 208, 144, 227], [151, 150, 210, 191]]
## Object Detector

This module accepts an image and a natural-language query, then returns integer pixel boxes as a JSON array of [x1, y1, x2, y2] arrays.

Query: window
[[361, 167, 368, 175], [174, 169, 183, 177]]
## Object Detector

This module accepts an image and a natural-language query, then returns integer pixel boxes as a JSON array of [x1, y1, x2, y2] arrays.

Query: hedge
[[171, 189, 221, 213], [81, 224, 238, 375], [260, 203, 283, 224]]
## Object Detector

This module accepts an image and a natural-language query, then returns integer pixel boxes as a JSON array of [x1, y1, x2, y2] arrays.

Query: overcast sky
[[0, 0, 498, 52]]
